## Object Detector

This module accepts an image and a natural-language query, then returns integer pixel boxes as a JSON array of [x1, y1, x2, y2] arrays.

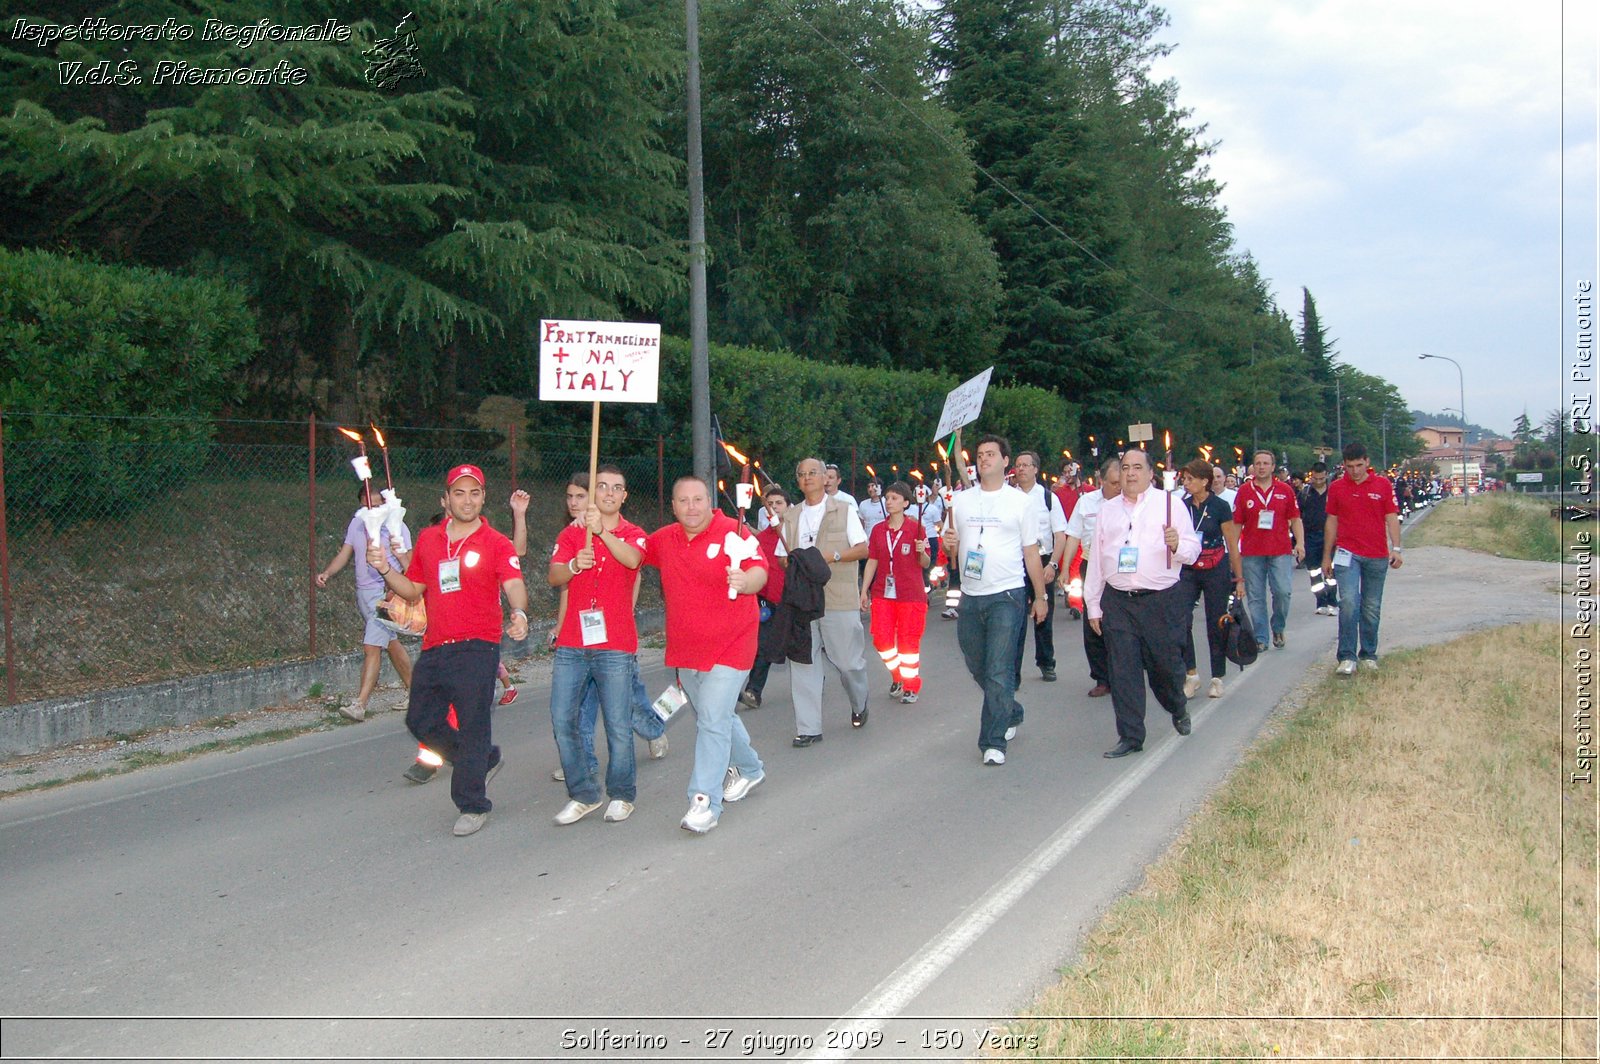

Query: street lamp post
[[1420, 353, 1468, 504]]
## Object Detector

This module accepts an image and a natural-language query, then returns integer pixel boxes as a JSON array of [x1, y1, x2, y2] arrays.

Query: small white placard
[[933, 367, 994, 442]]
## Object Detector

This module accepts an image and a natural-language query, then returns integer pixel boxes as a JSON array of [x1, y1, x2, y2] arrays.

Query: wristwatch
[[832, 550, 841, 562]]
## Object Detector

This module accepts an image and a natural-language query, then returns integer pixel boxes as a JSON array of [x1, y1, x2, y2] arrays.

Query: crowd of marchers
[[315, 439, 1408, 837]]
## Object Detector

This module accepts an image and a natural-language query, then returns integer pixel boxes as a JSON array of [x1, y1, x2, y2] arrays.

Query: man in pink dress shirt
[[1084, 447, 1201, 758]]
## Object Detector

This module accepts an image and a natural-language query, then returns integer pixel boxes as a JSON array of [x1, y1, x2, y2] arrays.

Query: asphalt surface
[[0, 533, 1564, 1063]]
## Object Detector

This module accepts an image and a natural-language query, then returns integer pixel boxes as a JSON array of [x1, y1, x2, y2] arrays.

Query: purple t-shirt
[[344, 513, 413, 590]]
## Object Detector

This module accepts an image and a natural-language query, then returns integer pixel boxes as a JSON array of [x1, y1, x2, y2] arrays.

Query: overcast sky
[[1147, 0, 1595, 436]]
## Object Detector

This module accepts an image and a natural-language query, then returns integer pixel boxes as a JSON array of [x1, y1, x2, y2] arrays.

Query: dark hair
[[975, 433, 1010, 460], [567, 472, 591, 490], [1252, 449, 1275, 463], [595, 463, 626, 485], [884, 480, 915, 504], [1310, 461, 1327, 473], [1182, 458, 1213, 481], [1342, 442, 1368, 461], [1015, 450, 1041, 469], [762, 483, 790, 502]]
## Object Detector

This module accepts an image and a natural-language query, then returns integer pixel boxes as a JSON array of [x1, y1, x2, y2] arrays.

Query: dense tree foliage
[[0, 0, 1420, 462]]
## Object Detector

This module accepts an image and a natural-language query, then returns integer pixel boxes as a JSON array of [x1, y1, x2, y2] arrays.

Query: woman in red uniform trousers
[[860, 482, 931, 702]]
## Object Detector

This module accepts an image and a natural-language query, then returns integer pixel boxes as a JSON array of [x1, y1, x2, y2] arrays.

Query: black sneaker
[[403, 762, 437, 785], [738, 688, 761, 710], [1041, 667, 1057, 682]]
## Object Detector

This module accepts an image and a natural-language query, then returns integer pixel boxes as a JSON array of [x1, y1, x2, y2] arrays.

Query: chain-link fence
[[0, 414, 695, 704]]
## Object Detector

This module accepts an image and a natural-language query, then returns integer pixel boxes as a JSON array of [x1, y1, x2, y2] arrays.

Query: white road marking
[[803, 655, 1271, 1061]]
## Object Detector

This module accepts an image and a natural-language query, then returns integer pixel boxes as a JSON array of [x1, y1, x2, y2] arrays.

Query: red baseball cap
[[444, 464, 485, 488]]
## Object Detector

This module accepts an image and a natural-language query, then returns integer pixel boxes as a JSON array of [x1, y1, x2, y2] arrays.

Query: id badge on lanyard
[[1117, 546, 1139, 574], [1257, 508, 1276, 531], [963, 546, 985, 579], [579, 607, 607, 646], [884, 572, 898, 599], [438, 558, 462, 593], [1333, 547, 1353, 568]]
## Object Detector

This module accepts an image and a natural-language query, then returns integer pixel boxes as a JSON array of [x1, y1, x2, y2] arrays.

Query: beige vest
[[782, 496, 859, 612]]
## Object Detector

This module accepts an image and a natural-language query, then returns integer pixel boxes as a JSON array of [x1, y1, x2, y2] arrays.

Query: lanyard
[[1251, 481, 1275, 510], [885, 523, 907, 558], [444, 524, 473, 563]]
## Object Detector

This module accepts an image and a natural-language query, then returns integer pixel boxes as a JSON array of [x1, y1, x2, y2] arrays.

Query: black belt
[[1107, 585, 1167, 598]]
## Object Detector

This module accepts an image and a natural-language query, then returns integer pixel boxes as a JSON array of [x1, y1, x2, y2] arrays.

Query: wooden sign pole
[[585, 399, 600, 548]]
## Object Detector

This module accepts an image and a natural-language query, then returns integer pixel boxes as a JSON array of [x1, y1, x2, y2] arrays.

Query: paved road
[[0, 539, 1561, 1062]]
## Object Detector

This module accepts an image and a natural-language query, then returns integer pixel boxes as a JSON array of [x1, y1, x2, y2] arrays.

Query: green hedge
[[565, 336, 1079, 478], [0, 247, 259, 522]]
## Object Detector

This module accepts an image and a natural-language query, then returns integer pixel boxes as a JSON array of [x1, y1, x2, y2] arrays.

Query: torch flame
[[866, 464, 877, 478], [935, 442, 948, 461], [1164, 431, 1171, 450], [909, 469, 924, 481], [370, 423, 387, 448], [336, 427, 364, 443], [721, 441, 749, 465]]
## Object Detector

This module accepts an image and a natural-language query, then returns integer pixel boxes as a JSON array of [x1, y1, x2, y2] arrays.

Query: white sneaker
[[1004, 725, 1018, 741], [1336, 660, 1357, 676], [452, 811, 488, 836], [1208, 677, 1224, 698], [603, 800, 634, 822], [338, 702, 366, 722], [680, 793, 718, 833], [723, 767, 765, 803], [1362, 658, 1379, 672], [1183, 673, 1201, 698], [648, 735, 668, 760], [551, 766, 565, 782], [553, 798, 603, 825], [982, 748, 1005, 766]]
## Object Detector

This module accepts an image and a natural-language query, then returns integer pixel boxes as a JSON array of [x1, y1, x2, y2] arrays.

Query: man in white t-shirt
[[823, 463, 859, 511], [1062, 456, 1121, 698], [1213, 465, 1236, 507], [940, 434, 1049, 766], [1011, 450, 1068, 685], [857, 479, 888, 536], [778, 457, 871, 745]]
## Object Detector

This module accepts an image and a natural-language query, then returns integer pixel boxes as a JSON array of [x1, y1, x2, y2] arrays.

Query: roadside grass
[[1006, 623, 1591, 1060], [1407, 495, 1582, 561]]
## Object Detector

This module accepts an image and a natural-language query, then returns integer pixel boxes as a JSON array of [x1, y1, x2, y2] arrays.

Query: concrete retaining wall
[[0, 610, 665, 758]]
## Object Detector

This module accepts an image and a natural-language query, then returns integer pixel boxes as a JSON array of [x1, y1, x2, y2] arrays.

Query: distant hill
[[1410, 410, 1501, 444]]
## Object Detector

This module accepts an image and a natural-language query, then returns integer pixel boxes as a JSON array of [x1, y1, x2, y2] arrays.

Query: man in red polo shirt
[[546, 464, 648, 826], [1321, 442, 1403, 675], [369, 464, 528, 837], [1233, 449, 1305, 652], [641, 475, 768, 834]]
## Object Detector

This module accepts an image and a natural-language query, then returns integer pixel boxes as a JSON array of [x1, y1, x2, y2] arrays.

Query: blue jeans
[[551, 648, 638, 803], [678, 665, 763, 817], [571, 658, 665, 778], [1241, 553, 1294, 646], [1335, 554, 1389, 661], [956, 587, 1027, 752]]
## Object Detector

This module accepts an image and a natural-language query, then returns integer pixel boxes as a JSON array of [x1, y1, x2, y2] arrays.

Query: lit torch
[[337, 427, 374, 510], [370, 423, 406, 549], [722, 441, 753, 520]]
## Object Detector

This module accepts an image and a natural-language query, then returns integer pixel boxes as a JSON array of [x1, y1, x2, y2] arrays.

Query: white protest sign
[[1127, 423, 1154, 443], [539, 319, 660, 403], [933, 367, 994, 442]]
